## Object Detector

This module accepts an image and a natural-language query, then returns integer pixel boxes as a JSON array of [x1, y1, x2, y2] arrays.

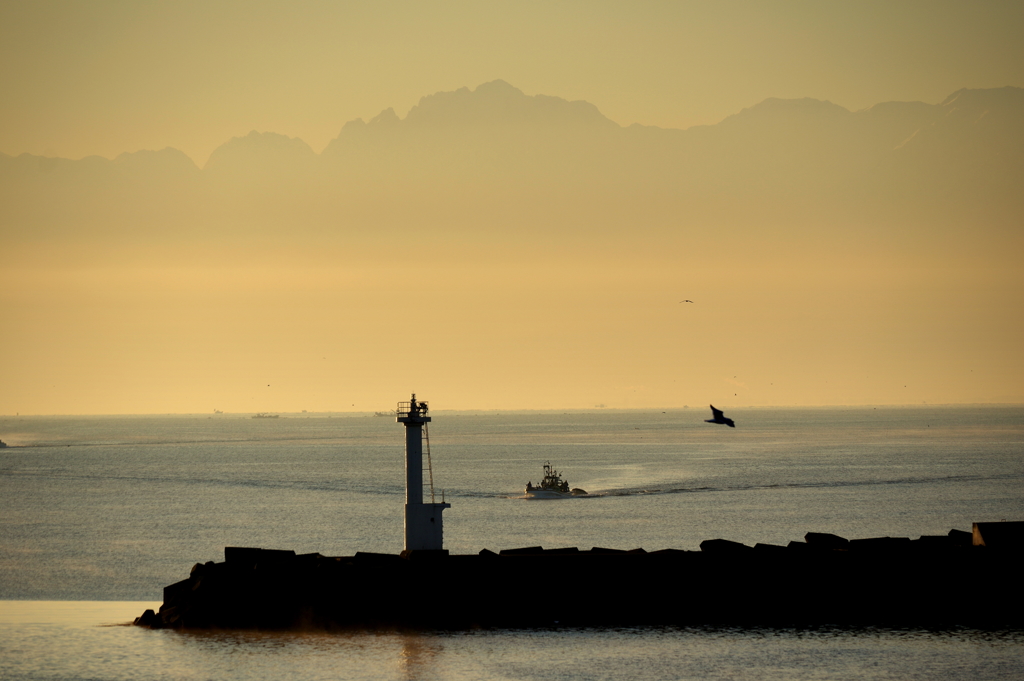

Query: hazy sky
[[1, 1, 1022, 415], [2, 1, 1022, 165]]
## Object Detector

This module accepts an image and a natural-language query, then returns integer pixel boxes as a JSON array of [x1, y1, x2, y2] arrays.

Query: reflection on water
[[399, 632, 444, 681], [2, 602, 1022, 681], [0, 600, 161, 626], [162, 626, 462, 680]]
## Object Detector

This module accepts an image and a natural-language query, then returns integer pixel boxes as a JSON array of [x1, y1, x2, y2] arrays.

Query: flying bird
[[705, 405, 735, 427], [679, 300, 693, 303]]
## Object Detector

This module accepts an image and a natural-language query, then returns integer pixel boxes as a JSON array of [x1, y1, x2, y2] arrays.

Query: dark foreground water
[[1, 406, 1022, 679]]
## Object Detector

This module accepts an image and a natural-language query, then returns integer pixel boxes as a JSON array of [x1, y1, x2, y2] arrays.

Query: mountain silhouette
[[204, 130, 317, 181], [1, 82, 1020, 247], [401, 79, 616, 130], [320, 80, 620, 184], [324, 79, 614, 153]]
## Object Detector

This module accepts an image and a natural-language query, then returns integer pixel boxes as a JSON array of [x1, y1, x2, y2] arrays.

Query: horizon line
[[3, 401, 1022, 418]]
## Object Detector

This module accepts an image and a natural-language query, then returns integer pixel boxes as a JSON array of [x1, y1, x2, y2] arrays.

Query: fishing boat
[[524, 462, 587, 498]]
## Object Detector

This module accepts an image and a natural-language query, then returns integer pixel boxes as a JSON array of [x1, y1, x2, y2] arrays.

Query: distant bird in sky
[[679, 299, 693, 303], [705, 405, 735, 427]]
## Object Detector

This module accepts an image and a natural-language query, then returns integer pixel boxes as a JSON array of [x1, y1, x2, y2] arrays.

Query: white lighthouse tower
[[396, 394, 450, 553]]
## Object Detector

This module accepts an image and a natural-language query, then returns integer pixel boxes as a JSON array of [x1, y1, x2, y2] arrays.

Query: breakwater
[[135, 522, 1022, 630]]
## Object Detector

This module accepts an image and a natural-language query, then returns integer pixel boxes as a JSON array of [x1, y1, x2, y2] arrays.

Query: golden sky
[[1, 1, 1022, 415]]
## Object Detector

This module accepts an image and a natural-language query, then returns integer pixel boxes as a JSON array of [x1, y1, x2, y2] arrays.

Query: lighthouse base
[[404, 502, 451, 552]]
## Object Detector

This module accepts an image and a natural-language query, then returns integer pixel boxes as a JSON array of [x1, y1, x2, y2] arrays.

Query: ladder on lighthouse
[[422, 423, 437, 504]]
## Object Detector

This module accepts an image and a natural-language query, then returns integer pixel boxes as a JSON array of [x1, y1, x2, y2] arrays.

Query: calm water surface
[[2, 602, 1023, 681], [1, 406, 1022, 679]]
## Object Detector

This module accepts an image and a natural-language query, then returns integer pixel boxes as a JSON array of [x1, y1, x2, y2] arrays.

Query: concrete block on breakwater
[[135, 525, 1023, 630]]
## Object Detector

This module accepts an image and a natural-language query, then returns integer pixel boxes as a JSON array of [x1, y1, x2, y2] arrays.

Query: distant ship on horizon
[[252, 413, 279, 419]]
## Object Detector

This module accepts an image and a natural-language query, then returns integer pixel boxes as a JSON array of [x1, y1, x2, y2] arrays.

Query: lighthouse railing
[[396, 401, 428, 418]]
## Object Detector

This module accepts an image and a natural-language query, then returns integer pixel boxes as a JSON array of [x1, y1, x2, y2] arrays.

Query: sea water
[[1, 406, 1022, 680]]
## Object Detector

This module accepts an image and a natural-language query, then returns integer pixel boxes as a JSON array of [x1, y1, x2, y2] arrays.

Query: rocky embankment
[[135, 523, 1023, 630]]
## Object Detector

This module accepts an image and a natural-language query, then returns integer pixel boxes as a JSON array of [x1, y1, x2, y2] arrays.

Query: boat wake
[[574, 472, 1022, 498], [510, 493, 594, 500]]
